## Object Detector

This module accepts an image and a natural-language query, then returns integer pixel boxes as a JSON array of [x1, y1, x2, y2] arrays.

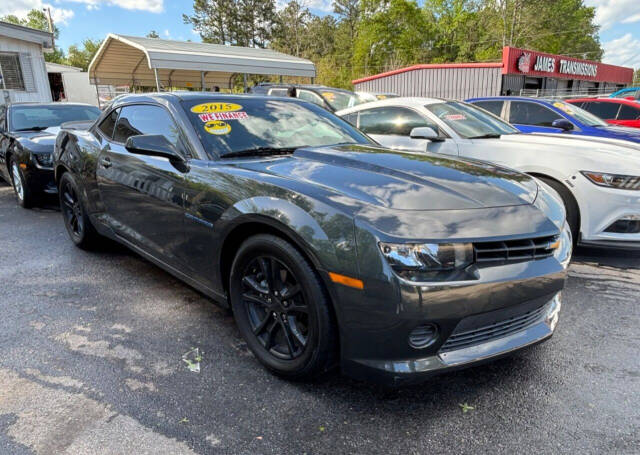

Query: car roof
[[10, 102, 98, 107], [108, 91, 313, 110], [566, 98, 637, 104], [467, 96, 556, 103], [335, 96, 447, 114]]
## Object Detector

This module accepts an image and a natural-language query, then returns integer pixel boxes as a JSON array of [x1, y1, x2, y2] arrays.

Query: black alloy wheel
[[58, 173, 100, 249], [230, 234, 338, 379], [242, 255, 310, 360]]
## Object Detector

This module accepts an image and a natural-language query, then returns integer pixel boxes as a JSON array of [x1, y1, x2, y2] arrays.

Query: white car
[[337, 97, 640, 248]]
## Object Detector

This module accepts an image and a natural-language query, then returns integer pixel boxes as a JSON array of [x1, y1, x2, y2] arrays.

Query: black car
[[250, 83, 366, 112], [0, 103, 101, 207], [53, 93, 570, 385]]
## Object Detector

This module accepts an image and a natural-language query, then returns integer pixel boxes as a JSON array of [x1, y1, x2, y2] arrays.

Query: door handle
[[100, 157, 112, 168]]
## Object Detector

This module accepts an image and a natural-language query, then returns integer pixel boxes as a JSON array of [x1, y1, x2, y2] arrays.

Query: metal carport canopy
[[88, 34, 316, 89]]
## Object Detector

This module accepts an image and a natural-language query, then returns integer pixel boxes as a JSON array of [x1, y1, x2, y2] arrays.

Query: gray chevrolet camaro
[[53, 93, 571, 385]]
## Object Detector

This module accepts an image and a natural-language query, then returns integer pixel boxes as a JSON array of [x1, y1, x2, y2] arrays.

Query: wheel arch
[[528, 171, 582, 233]]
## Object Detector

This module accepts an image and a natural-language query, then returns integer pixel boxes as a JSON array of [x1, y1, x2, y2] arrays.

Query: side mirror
[[551, 118, 574, 131], [410, 126, 444, 142], [125, 135, 184, 162]]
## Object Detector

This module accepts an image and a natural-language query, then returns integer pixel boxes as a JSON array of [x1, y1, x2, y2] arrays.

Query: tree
[[184, 0, 277, 47], [353, 0, 435, 75], [146, 30, 160, 38], [333, 0, 360, 41], [634, 69, 640, 85], [65, 39, 103, 71], [272, 1, 312, 57]]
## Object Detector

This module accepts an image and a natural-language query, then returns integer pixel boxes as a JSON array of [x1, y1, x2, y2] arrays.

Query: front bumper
[[24, 163, 56, 194], [575, 175, 640, 247], [333, 257, 566, 386], [344, 295, 560, 386]]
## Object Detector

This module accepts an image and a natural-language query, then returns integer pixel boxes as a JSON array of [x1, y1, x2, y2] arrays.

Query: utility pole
[[43, 7, 54, 48]]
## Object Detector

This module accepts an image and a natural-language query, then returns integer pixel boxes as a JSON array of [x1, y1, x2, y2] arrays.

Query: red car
[[567, 98, 640, 129]]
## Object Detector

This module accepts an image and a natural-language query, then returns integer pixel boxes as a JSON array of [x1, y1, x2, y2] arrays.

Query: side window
[[268, 88, 288, 97], [358, 107, 437, 136], [342, 112, 358, 126], [508, 102, 563, 127], [581, 102, 619, 119], [297, 90, 324, 106], [113, 105, 182, 149], [617, 104, 640, 121], [98, 108, 119, 139], [473, 101, 504, 117], [0, 106, 6, 131]]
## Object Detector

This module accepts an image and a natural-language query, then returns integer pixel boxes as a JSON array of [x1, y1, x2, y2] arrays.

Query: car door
[[613, 104, 640, 128], [355, 106, 459, 155], [96, 104, 189, 266], [507, 101, 568, 133]]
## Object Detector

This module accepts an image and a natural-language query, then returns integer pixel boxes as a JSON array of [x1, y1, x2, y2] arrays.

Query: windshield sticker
[[444, 114, 466, 121], [204, 120, 231, 135], [198, 111, 248, 122], [191, 102, 243, 114], [321, 92, 336, 101], [553, 102, 574, 114]]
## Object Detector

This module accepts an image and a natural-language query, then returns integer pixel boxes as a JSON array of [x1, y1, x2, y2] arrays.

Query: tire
[[9, 157, 35, 209], [229, 234, 338, 380], [58, 172, 101, 249], [538, 177, 579, 245]]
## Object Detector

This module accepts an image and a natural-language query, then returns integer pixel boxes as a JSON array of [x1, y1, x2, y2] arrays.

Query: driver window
[[297, 90, 324, 106], [358, 107, 438, 136], [113, 105, 182, 150], [618, 104, 640, 121], [508, 101, 562, 127]]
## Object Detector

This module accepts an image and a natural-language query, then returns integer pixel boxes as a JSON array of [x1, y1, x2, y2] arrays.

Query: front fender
[[224, 196, 358, 276]]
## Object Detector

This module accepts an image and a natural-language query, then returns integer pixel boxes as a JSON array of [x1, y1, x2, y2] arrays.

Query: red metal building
[[352, 46, 634, 99]]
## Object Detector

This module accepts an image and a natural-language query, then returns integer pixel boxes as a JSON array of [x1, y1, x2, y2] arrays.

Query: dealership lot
[[0, 183, 638, 454]]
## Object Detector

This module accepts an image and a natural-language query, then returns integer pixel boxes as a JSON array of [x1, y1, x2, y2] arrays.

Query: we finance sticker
[[191, 102, 243, 114], [204, 120, 231, 135], [198, 111, 248, 122]]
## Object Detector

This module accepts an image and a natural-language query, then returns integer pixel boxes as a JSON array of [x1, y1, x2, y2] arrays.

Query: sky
[[1, 0, 639, 70]]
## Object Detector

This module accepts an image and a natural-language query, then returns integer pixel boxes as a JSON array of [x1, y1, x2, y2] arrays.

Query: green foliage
[[1, 10, 59, 38], [184, 0, 277, 47], [65, 39, 103, 71]]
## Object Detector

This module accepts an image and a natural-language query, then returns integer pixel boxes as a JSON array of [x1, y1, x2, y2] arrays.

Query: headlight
[[553, 222, 572, 269], [33, 153, 53, 167], [379, 242, 473, 280], [581, 171, 640, 190]]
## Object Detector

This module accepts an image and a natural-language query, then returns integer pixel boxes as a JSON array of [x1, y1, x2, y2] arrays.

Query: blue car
[[466, 96, 640, 144], [610, 87, 640, 100]]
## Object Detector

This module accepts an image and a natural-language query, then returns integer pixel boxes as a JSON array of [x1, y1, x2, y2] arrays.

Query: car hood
[[498, 132, 640, 160], [596, 125, 640, 142], [13, 127, 59, 152], [235, 144, 538, 211]]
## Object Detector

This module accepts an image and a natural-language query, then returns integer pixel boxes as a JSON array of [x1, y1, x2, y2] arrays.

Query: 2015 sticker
[[445, 114, 466, 121], [204, 120, 231, 135], [553, 102, 574, 114], [198, 111, 248, 122], [191, 102, 243, 114]]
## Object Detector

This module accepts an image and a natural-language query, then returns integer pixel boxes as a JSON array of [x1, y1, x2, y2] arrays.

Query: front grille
[[439, 304, 547, 353], [473, 234, 557, 264]]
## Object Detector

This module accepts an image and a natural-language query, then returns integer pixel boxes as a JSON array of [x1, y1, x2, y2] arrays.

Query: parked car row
[[10, 89, 636, 386]]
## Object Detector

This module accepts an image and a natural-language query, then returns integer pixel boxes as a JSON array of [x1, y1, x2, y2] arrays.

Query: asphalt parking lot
[[0, 181, 638, 455]]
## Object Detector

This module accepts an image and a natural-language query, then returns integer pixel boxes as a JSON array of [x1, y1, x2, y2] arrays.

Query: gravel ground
[[0, 182, 638, 454]]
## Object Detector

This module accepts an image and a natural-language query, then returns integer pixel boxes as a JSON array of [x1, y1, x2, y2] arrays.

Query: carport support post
[[154, 68, 161, 92], [201, 71, 206, 91], [243, 73, 247, 93]]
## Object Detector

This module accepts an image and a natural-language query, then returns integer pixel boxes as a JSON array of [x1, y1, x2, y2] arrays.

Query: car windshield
[[547, 100, 608, 127], [318, 89, 364, 111], [10, 105, 101, 131], [425, 101, 519, 138], [183, 98, 372, 157]]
